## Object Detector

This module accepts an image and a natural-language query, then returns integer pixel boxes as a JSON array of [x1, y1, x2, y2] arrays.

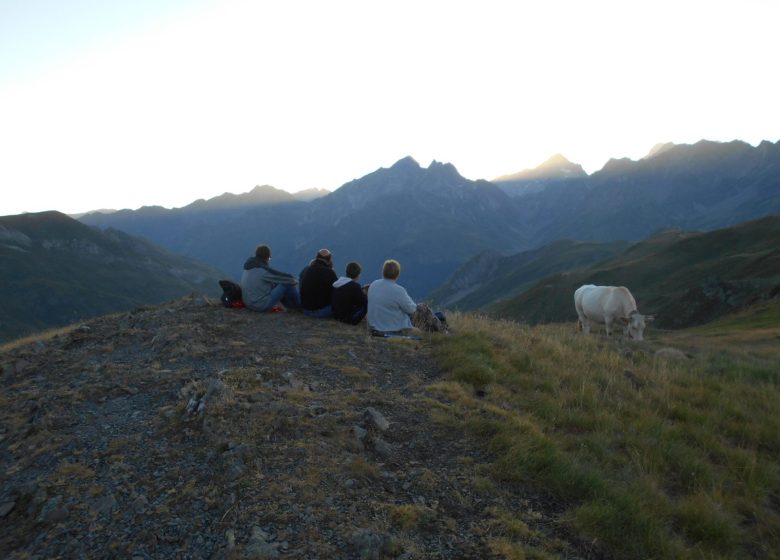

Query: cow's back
[[579, 285, 637, 322]]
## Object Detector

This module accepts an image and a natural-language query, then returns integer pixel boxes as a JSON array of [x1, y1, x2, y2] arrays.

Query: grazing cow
[[574, 284, 654, 341]]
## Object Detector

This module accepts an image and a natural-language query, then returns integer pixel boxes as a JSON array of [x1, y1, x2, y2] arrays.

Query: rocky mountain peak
[[389, 155, 421, 171], [493, 154, 586, 183]]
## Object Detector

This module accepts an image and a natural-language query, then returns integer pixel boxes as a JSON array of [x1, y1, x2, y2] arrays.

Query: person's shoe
[[269, 305, 285, 313]]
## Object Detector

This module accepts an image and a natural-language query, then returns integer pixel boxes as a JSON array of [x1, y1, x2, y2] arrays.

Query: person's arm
[[265, 269, 298, 285], [397, 286, 417, 315]]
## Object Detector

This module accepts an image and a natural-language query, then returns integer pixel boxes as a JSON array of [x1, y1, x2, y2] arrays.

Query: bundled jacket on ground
[[241, 257, 297, 311]]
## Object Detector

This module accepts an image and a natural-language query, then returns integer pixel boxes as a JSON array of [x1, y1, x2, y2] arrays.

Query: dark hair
[[255, 244, 271, 260], [345, 261, 361, 279], [382, 259, 400, 280]]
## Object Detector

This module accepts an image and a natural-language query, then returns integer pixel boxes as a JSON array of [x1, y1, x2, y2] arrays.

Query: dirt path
[[0, 295, 589, 559]]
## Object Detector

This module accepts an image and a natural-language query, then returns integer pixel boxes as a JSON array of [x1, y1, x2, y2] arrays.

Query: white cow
[[574, 284, 654, 341]]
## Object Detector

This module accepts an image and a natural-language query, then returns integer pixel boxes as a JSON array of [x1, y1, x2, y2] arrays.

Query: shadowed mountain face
[[429, 239, 630, 310], [80, 139, 780, 300], [83, 158, 529, 298], [0, 211, 224, 342], [514, 139, 780, 246], [489, 215, 780, 329]]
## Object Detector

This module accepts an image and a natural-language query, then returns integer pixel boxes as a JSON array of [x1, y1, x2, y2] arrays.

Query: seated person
[[367, 259, 418, 334], [299, 248, 338, 318], [241, 244, 300, 312], [332, 261, 368, 325]]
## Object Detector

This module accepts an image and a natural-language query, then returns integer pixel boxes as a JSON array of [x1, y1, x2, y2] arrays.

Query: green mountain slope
[[0, 211, 224, 342], [488, 215, 780, 328], [429, 239, 630, 310]]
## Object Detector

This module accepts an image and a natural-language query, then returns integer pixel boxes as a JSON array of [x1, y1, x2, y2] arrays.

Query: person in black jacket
[[332, 262, 368, 325], [299, 248, 338, 317]]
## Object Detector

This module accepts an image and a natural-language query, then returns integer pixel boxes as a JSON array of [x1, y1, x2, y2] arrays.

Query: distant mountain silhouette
[[293, 188, 330, 201], [81, 139, 780, 299], [493, 154, 587, 197], [514, 139, 780, 247], [81, 186, 309, 280], [84, 158, 528, 298], [0, 211, 224, 342]]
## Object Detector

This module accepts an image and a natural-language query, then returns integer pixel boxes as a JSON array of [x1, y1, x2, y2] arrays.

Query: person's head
[[315, 248, 333, 267], [382, 259, 401, 280], [255, 244, 271, 262], [345, 261, 361, 280]]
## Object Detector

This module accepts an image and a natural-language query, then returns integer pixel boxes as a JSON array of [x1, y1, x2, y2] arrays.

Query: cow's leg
[[581, 317, 591, 335], [604, 317, 613, 337]]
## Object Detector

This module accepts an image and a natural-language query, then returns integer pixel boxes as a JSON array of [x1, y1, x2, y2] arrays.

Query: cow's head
[[621, 311, 654, 341]]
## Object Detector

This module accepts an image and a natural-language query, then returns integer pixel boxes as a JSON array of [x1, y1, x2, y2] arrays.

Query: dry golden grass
[[346, 456, 380, 480], [0, 324, 79, 353], [338, 366, 371, 380], [389, 504, 437, 530], [428, 311, 780, 560]]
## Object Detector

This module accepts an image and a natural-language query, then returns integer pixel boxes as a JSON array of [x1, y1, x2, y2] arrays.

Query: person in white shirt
[[367, 259, 418, 334]]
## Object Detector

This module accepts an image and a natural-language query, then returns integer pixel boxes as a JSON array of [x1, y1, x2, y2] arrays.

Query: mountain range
[[80, 139, 780, 301], [0, 211, 224, 342], [82, 157, 529, 297]]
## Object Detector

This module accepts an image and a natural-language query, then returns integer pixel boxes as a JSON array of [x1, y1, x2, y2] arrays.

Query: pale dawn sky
[[1, 0, 778, 216]]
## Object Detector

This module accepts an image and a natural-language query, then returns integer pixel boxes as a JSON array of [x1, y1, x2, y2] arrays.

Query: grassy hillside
[[488, 215, 780, 328], [430, 239, 629, 310], [428, 309, 780, 559], [0, 211, 224, 342]]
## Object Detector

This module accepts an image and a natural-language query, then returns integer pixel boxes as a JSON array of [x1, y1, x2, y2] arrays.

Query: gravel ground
[[0, 295, 593, 559]]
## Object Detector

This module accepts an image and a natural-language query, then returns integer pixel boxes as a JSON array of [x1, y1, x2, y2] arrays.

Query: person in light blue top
[[367, 259, 418, 334]]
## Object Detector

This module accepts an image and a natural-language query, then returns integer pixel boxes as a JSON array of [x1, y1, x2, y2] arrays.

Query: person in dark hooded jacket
[[299, 248, 338, 317], [240, 244, 300, 312], [332, 261, 367, 325]]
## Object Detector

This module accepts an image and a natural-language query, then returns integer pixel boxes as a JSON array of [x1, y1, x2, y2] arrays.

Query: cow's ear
[[618, 316, 629, 324], [645, 315, 655, 323]]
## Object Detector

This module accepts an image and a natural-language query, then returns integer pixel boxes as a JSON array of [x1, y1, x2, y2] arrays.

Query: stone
[[36, 495, 68, 524], [89, 494, 117, 516], [245, 525, 280, 559], [351, 529, 397, 560], [0, 501, 15, 517], [224, 460, 246, 481], [225, 529, 236, 550], [364, 407, 389, 432], [352, 425, 367, 443], [373, 438, 395, 459]]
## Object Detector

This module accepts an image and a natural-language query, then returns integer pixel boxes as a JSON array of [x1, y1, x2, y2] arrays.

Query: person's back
[[367, 260, 417, 333], [300, 249, 338, 317], [240, 244, 300, 312], [332, 262, 367, 325]]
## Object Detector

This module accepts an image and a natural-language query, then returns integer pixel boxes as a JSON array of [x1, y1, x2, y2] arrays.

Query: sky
[[1, 0, 778, 216]]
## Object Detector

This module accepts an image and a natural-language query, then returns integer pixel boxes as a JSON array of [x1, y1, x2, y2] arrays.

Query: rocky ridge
[[0, 296, 588, 559]]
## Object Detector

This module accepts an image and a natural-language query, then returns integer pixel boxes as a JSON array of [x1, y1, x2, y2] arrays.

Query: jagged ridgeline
[[0, 211, 224, 342], [80, 139, 780, 303], [81, 157, 528, 299]]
